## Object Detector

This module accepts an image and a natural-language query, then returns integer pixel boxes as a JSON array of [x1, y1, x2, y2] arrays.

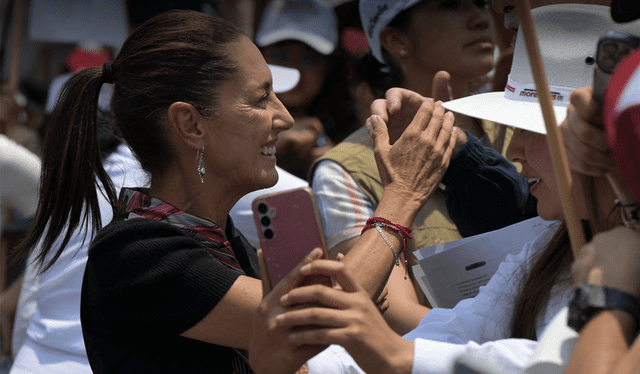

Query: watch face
[[584, 284, 608, 308], [568, 288, 587, 332], [569, 284, 640, 335], [568, 285, 605, 333]]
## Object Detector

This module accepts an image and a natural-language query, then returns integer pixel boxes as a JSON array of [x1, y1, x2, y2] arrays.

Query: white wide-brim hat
[[256, 0, 338, 55], [443, 4, 640, 134], [268, 64, 300, 93]]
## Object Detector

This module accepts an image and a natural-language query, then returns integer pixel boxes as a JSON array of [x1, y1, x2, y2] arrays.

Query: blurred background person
[[255, 0, 361, 179]]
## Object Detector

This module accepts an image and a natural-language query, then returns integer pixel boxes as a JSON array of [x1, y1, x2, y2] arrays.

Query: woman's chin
[[259, 169, 280, 189], [536, 207, 564, 222]]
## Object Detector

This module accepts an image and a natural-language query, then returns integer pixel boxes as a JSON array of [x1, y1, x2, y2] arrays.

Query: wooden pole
[[8, 0, 26, 91], [516, 0, 586, 257]]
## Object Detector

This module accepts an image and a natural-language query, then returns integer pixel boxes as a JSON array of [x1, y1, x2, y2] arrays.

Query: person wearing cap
[[309, 0, 525, 335], [255, 0, 360, 179], [17, 9, 459, 374], [247, 5, 638, 374]]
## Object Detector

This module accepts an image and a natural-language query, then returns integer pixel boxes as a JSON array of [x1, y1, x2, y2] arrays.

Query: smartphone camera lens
[[257, 203, 268, 214], [264, 229, 274, 239], [261, 216, 271, 227]]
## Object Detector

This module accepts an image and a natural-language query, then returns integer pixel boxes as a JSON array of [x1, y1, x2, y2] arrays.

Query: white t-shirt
[[11, 144, 148, 374], [308, 224, 574, 374], [0, 135, 41, 231]]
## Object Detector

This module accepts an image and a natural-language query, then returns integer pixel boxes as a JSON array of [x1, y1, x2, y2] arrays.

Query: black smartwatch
[[568, 283, 640, 336]]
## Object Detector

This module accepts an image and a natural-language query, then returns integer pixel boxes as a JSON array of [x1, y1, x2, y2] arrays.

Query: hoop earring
[[197, 146, 205, 183]]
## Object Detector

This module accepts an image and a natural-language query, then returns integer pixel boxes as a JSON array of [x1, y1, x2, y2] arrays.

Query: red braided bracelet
[[361, 217, 413, 278]]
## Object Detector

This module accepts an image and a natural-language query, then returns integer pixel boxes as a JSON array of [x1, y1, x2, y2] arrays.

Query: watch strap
[[568, 284, 640, 336]]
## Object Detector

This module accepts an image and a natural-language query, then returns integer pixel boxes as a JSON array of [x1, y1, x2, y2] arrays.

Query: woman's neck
[[148, 175, 241, 231]]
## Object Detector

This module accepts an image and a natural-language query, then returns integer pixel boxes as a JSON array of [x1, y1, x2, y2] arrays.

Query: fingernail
[[280, 294, 289, 304], [275, 314, 285, 324], [300, 264, 311, 274]]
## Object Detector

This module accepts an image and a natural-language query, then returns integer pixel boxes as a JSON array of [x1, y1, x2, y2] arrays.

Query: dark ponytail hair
[[18, 10, 243, 272], [510, 174, 621, 339]]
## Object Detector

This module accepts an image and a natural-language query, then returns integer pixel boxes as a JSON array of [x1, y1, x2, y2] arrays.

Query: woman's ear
[[379, 26, 412, 59], [168, 102, 206, 149]]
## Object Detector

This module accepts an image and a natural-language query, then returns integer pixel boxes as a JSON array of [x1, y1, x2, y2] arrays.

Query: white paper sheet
[[414, 217, 557, 308]]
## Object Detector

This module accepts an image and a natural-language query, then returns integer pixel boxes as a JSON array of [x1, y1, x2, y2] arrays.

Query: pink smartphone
[[252, 187, 329, 288]]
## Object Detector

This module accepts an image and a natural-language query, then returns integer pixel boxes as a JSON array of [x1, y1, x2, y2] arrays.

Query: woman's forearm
[[343, 189, 425, 300], [566, 310, 637, 374]]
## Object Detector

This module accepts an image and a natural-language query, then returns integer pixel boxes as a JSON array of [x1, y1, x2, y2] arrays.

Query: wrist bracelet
[[374, 223, 400, 266], [361, 217, 413, 279]]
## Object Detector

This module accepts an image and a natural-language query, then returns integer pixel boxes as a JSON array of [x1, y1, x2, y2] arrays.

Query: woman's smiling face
[[203, 36, 294, 194], [506, 128, 588, 221]]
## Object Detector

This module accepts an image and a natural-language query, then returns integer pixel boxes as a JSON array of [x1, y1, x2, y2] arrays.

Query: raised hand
[[368, 99, 457, 207], [560, 87, 615, 176], [571, 226, 640, 299]]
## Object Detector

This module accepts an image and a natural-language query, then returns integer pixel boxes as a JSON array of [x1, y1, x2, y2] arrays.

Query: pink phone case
[[252, 187, 328, 287]]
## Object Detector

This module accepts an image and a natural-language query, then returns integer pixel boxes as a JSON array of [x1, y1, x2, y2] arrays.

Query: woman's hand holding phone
[[249, 248, 328, 374], [274, 258, 414, 374]]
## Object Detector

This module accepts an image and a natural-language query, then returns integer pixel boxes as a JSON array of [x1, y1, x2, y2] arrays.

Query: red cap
[[604, 47, 640, 200], [65, 46, 111, 73]]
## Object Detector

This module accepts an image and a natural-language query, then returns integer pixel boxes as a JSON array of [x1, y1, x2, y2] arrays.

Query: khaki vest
[[309, 126, 462, 251]]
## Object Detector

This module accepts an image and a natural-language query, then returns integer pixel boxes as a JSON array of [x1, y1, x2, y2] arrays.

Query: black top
[[442, 132, 539, 237], [81, 216, 259, 373]]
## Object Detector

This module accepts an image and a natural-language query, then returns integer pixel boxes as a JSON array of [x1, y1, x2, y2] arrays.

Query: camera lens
[[603, 42, 618, 55], [261, 216, 271, 227], [264, 229, 274, 239], [257, 203, 268, 214]]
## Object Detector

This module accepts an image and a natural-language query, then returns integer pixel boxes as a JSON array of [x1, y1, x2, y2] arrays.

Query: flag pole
[[516, 0, 586, 257]]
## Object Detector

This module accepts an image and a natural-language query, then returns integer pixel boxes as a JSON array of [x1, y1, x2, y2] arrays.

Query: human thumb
[[432, 70, 453, 103]]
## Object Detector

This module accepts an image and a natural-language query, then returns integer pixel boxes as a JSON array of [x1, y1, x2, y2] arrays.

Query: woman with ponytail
[[17, 9, 458, 374]]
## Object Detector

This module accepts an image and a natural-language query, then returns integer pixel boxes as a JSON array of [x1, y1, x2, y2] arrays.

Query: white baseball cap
[[359, 0, 422, 64], [442, 4, 640, 134], [255, 0, 338, 55]]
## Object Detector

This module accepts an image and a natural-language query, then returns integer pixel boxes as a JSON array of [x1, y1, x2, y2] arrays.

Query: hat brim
[[258, 30, 336, 55], [442, 92, 569, 135], [268, 64, 300, 94]]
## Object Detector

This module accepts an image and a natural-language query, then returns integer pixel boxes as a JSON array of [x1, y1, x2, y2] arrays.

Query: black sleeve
[[441, 131, 539, 237], [82, 218, 243, 341]]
